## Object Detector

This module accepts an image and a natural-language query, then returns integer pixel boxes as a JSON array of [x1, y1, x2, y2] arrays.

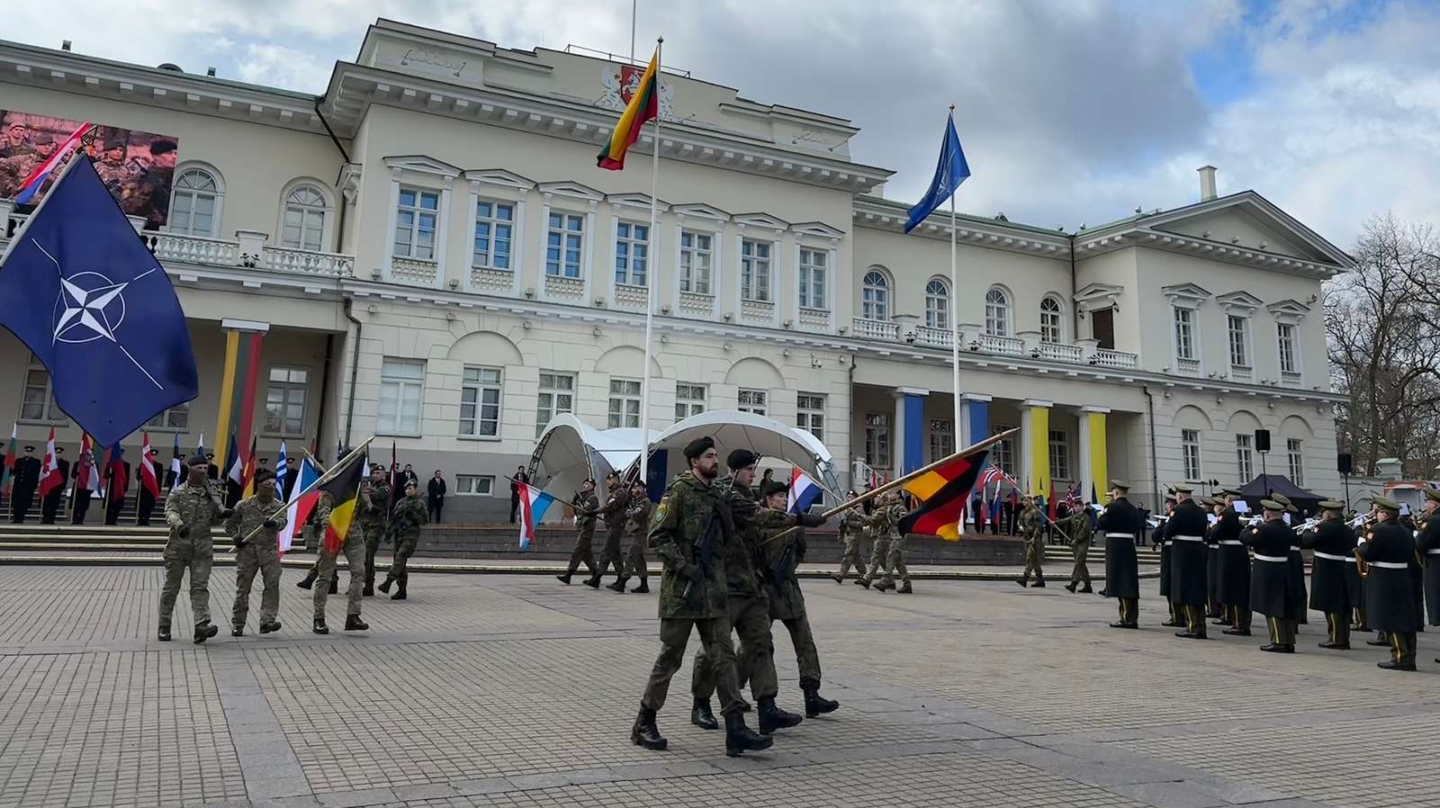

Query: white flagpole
[[948, 107, 962, 537], [638, 37, 663, 494]]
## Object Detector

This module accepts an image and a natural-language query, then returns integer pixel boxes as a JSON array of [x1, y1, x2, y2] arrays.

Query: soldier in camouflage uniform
[[631, 437, 772, 757], [598, 472, 631, 591], [159, 455, 229, 643], [618, 479, 652, 593], [691, 450, 804, 735], [226, 468, 287, 636], [831, 493, 868, 584], [1062, 505, 1094, 593], [360, 465, 391, 596], [863, 493, 911, 593], [312, 489, 370, 634], [856, 494, 894, 591], [558, 479, 600, 586], [758, 481, 838, 718], [1017, 496, 1046, 588], [377, 479, 428, 600]]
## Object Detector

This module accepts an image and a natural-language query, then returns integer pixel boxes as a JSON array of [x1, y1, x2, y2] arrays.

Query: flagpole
[[236, 436, 375, 546], [637, 36, 663, 499]]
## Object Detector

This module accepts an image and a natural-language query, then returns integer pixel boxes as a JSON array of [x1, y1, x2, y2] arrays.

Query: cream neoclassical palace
[[0, 20, 1350, 519]]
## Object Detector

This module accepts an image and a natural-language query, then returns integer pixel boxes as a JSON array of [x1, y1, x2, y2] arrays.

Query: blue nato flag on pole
[[0, 156, 198, 448], [904, 112, 972, 234]]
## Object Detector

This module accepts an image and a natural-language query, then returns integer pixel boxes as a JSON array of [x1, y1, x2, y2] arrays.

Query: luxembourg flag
[[787, 468, 822, 515], [518, 482, 559, 551], [16, 122, 94, 204]]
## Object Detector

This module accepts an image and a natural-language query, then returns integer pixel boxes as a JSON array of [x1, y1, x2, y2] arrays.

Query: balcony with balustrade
[[851, 316, 1140, 371]]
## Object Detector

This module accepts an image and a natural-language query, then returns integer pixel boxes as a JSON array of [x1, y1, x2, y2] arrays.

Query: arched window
[[281, 184, 329, 251], [862, 269, 890, 321], [169, 166, 223, 237], [925, 278, 949, 329], [985, 286, 1011, 336], [1040, 296, 1064, 344]]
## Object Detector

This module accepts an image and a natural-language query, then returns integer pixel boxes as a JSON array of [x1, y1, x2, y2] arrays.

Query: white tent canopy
[[527, 414, 659, 500]]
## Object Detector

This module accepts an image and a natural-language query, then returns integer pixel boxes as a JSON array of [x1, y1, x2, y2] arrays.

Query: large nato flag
[[904, 112, 972, 234], [0, 157, 197, 447]]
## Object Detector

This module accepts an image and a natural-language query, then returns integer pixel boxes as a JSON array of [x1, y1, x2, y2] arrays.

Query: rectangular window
[[282, 204, 324, 252], [608, 378, 642, 429], [740, 239, 772, 303], [1048, 429, 1069, 481], [546, 212, 585, 278], [991, 425, 1015, 475], [264, 366, 309, 436], [930, 420, 954, 463], [20, 358, 65, 422], [472, 200, 514, 270], [797, 393, 825, 443], [679, 230, 713, 294], [459, 366, 503, 438], [378, 358, 425, 436], [1235, 433, 1254, 482], [674, 383, 706, 420], [864, 413, 890, 468], [394, 187, 439, 260], [146, 402, 190, 431], [536, 372, 575, 438], [798, 248, 828, 310], [1227, 315, 1250, 368], [455, 475, 494, 496], [614, 221, 649, 287], [1182, 429, 1202, 481], [1174, 308, 1196, 360], [1278, 323, 1298, 374], [738, 388, 768, 417], [1287, 438, 1304, 486]]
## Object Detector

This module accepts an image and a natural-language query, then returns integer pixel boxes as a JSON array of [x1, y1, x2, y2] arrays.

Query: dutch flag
[[787, 468, 822, 515], [16, 122, 94, 204], [518, 482, 559, 551]]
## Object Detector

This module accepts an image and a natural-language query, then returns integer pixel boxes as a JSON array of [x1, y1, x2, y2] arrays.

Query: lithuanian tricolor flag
[[898, 448, 990, 541], [318, 451, 368, 555], [597, 47, 660, 171]]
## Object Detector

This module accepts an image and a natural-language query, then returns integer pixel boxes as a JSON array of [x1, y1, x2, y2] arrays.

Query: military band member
[[597, 471, 631, 590], [1063, 504, 1094, 593], [1158, 489, 1179, 627], [616, 480, 652, 593], [557, 478, 600, 586], [831, 494, 868, 584], [1099, 480, 1142, 629], [1243, 499, 1299, 653], [631, 437, 771, 757], [1360, 497, 1420, 671], [1416, 489, 1440, 650], [1164, 485, 1209, 639], [1301, 500, 1355, 650], [1402, 504, 1425, 635], [1270, 493, 1308, 625], [1017, 496, 1046, 588], [159, 455, 227, 643], [1204, 495, 1223, 620], [1215, 489, 1252, 635]]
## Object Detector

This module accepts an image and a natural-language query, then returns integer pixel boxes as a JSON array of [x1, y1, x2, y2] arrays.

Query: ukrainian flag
[[597, 47, 660, 170], [318, 451, 368, 554]]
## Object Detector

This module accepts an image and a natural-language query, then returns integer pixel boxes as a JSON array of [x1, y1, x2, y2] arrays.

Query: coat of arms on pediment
[[597, 64, 675, 119]]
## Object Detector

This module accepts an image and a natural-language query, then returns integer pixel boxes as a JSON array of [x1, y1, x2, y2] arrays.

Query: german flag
[[318, 450, 368, 555], [597, 47, 660, 170], [899, 449, 990, 540]]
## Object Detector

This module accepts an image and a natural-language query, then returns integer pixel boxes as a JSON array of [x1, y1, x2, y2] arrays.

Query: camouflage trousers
[[387, 535, 419, 587], [1023, 533, 1044, 577], [836, 534, 867, 580], [597, 531, 625, 578], [233, 539, 281, 628], [566, 528, 597, 577], [159, 533, 213, 631], [775, 612, 822, 690], [880, 534, 909, 587], [623, 538, 648, 581], [862, 535, 892, 582], [1069, 537, 1091, 587], [692, 594, 779, 701], [315, 535, 366, 619], [362, 526, 383, 586], [641, 616, 744, 716]]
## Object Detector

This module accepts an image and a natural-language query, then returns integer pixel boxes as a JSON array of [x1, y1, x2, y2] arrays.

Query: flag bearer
[[313, 489, 370, 634], [159, 455, 227, 643]]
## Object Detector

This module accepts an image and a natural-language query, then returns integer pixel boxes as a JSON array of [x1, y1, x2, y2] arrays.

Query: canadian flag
[[37, 427, 63, 498], [139, 432, 159, 499]]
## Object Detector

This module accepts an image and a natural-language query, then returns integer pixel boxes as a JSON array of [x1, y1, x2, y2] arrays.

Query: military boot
[[724, 711, 774, 757], [831, 573, 844, 584], [583, 575, 602, 589], [756, 697, 803, 734], [157, 629, 171, 642], [296, 571, 316, 590], [391, 585, 407, 601], [1016, 575, 1029, 588], [313, 618, 329, 635], [345, 615, 369, 631], [606, 577, 627, 592], [193, 621, 218, 645], [377, 576, 393, 594], [803, 687, 839, 718], [231, 626, 244, 637], [631, 580, 650, 594], [897, 581, 913, 594], [1064, 582, 1078, 593], [854, 577, 871, 590], [555, 573, 572, 585], [362, 583, 374, 597], [260, 620, 281, 634], [631, 707, 667, 750], [690, 698, 719, 730], [1032, 573, 1046, 589]]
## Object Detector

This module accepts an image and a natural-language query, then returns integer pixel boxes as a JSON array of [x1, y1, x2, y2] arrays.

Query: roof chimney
[[1198, 165, 1218, 202]]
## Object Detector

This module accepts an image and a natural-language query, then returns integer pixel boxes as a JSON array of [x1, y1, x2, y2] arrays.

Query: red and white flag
[[37, 427, 63, 498], [139, 432, 160, 498]]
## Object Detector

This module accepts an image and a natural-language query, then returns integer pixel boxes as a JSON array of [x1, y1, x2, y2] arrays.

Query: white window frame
[[740, 238, 773, 303], [1182, 429, 1202, 481], [674, 383, 707, 420], [1048, 429, 1070, 481], [455, 475, 495, 496], [991, 425, 1015, 475], [168, 163, 224, 238], [930, 419, 954, 463], [864, 413, 891, 469], [1277, 323, 1299, 376], [536, 371, 575, 438], [263, 366, 310, 437], [20, 355, 65, 423], [861, 268, 890, 322], [678, 229, 715, 295], [394, 186, 441, 260], [985, 287, 1012, 337], [738, 388, 768, 416], [278, 180, 333, 252], [1039, 296, 1064, 344], [471, 198, 516, 271], [464, 171, 533, 295], [1164, 284, 1211, 374], [608, 378, 642, 429], [614, 220, 651, 288], [1287, 439, 1304, 486], [797, 393, 825, 442], [1235, 433, 1254, 482], [1227, 314, 1252, 371], [925, 278, 950, 330], [383, 158, 458, 288], [545, 210, 586, 279], [459, 366, 503, 439], [378, 358, 426, 437], [797, 248, 829, 311], [1173, 307, 1198, 361], [145, 402, 190, 432]]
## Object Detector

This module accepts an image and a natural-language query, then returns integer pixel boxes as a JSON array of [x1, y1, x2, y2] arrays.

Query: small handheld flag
[[787, 468, 822, 515], [904, 112, 971, 234], [280, 456, 321, 554]]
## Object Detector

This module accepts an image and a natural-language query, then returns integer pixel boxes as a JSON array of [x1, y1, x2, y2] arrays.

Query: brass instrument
[[1353, 514, 1378, 578]]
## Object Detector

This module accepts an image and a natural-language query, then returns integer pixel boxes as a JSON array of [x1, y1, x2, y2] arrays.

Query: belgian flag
[[318, 451, 368, 554], [597, 47, 660, 170], [898, 449, 990, 541]]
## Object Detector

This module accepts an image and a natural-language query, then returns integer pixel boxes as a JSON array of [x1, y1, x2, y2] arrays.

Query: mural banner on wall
[[0, 110, 179, 228]]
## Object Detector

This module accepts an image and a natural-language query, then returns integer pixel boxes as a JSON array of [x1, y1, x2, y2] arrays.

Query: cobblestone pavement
[[2, 564, 1438, 808]]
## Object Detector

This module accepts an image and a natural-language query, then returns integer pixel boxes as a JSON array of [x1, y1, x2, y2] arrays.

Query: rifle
[[681, 475, 737, 605]]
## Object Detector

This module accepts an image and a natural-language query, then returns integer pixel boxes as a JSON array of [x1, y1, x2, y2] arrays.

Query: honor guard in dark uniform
[[1401, 504, 1425, 635], [70, 458, 93, 525], [1301, 500, 1356, 650], [136, 448, 162, 526], [40, 447, 69, 524], [1157, 489, 1180, 627], [1098, 480, 1141, 629], [1203, 496, 1224, 620], [1360, 497, 1419, 670], [1243, 499, 1300, 653], [1416, 489, 1440, 646], [1270, 493, 1308, 625], [1164, 485, 1210, 639], [10, 446, 41, 523], [1214, 489, 1252, 635]]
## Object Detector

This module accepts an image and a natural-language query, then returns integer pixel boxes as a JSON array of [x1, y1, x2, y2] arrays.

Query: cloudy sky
[[7, 0, 1437, 248]]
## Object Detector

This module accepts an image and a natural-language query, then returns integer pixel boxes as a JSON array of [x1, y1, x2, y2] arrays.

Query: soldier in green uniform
[[757, 480, 837, 718], [1243, 499, 1300, 653], [1360, 497, 1420, 670], [557, 479, 600, 585], [631, 437, 772, 757], [831, 493, 867, 584], [854, 494, 891, 591], [159, 455, 229, 643], [617, 480, 652, 593], [1017, 496, 1046, 588], [226, 468, 287, 636], [1301, 500, 1355, 650], [862, 493, 910, 593], [312, 488, 370, 634], [377, 479, 428, 600], [598, 472, 631, 591], [361, 465, 391, 596], [1063, 503, 1093, 593]]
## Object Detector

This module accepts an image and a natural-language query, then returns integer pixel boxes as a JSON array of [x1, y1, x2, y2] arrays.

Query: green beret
[[726, 448, 758, 470], [683, 436, 715, 460], [760, 480, 789, 499], [1373, 496, 1400, 512], [187, 454, 208, 467], [1260, 499, 1284, 512], [1318, 500, 1345, 511], [253, 467, 276, 484]]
